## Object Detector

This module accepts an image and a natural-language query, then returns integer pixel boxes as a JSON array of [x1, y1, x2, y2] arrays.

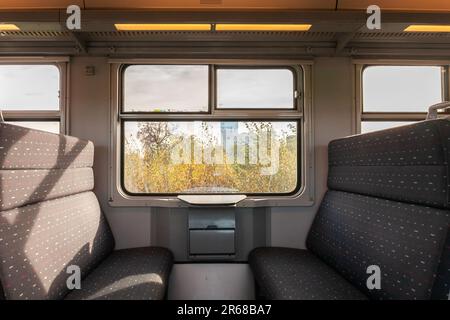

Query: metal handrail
[[426, 101, 450, 120]]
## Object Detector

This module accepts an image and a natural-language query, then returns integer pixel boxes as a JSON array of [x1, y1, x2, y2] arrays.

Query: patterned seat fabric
[[307, 191, 450, 300], [327, 120, 450, 208], [250, 120, 450, 300], [0, 123, 173, 300], [65, 247, 173, 300], [249, 247, 367, 300]]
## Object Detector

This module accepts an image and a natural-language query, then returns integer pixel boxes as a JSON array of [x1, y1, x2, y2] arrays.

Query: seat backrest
[[307, 119, 450, 300], [0, 123, 114, 299]]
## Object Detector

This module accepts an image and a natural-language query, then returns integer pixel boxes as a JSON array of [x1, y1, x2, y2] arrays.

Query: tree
[[124, 121, 298, 194]]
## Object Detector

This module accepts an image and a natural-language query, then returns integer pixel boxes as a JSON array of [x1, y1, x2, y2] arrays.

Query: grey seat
[[249, 247, 367, 300], [65, 247, 173, 300], [0, 123, 173, 300], [250, 119, 450, 300]]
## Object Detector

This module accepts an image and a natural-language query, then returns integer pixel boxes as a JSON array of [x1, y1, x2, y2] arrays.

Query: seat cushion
[[0, 192, 114, 300], [65, 247, 173, 300], [249, 247, 367, 300], [307, 190, 450, 300]]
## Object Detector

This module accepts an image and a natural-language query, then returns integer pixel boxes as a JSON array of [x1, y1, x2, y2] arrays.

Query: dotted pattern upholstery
[[307, 191, 450, 300], [0, 168, 94, 211], [65, 247, 173, 300], [0, 192, 114, 300], [250, 120, 450, 300], [0, 123, 111, 300], [0, 123, 173, 300], [249, 247, 367, 300], [431, 227, 450, 299], [328, 120, 450, 208], [0, 123, 94, 170]]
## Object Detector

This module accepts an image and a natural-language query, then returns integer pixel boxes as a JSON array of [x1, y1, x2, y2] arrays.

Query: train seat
[[249, 119, 450, 300], [0, 123, 173, 300]]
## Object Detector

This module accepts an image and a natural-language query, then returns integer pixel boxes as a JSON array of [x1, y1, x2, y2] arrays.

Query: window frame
[[0, 57, 69, 134], [354, 60, 450, 134], [109, 59, 314, 208]]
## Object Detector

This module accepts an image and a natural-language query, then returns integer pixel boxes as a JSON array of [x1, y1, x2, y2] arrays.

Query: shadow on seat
[[0, 123, 173, 300]]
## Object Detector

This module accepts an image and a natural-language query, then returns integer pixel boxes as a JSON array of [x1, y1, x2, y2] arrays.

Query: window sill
[[178, 195, 247, 206], [108, 189, 315, 208]]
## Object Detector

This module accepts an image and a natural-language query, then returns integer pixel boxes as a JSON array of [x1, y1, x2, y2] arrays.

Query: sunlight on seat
[[84, 273, 164, 300]]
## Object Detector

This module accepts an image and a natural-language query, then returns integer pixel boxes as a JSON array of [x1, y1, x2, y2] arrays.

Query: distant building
[[221, 122, 238, 163]]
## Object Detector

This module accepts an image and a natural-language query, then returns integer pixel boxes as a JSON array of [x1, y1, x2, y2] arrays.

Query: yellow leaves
[[124, 141, 298, 194], [124, 121, 298, 194]]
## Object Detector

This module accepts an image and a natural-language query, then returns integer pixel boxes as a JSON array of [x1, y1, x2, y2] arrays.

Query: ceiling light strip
[[404, 25, 450, 32], [114, 24, 212, 31], [215, 24, 312, 31], [0, 24, 20, 31]]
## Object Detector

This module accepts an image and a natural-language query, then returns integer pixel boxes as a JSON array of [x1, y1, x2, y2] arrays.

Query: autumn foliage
[[124, 121, 298, 194]]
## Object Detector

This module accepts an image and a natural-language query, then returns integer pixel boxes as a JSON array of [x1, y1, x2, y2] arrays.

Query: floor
[[167, 263, 255, 300]]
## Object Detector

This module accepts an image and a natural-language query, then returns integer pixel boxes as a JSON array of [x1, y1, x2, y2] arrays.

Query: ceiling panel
[[0, 0, 84, 9], [84, 0, 336, 10], [339, 0, 450, 12]]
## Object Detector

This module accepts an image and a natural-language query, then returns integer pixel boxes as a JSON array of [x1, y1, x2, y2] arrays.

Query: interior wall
[[69, 57, 152, 250], [68, 56, 354, 252]]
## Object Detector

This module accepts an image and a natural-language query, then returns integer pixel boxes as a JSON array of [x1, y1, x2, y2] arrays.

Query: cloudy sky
[[363, 66, 442, 112], [123, 65, 294, 111], [0, 65, 59, 110], [123, 65, 209, 112]]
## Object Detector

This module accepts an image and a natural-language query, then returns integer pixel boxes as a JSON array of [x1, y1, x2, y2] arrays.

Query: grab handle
[[426, 101, 450, 120]]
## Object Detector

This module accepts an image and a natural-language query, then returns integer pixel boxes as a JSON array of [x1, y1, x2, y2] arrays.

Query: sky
[[216, 69, 294, 109], [363, 66, 442, 112], [123, 65, 209, 112], [123, 65, 294, 112], [0, 65, 60, 110]]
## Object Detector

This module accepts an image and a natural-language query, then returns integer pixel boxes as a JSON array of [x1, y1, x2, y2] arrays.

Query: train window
[[0, 65, 60, 110], [363, 66, 442, 113], [216, 68, 296, 109], [123, 120, 298, 195], [361, 121, 413, 134], [5, 121, 60, 134], [360, 65, 447, 134], [122, 65, 209, 113], [0, 63, 64, 134], [118, 64, 304, 198]]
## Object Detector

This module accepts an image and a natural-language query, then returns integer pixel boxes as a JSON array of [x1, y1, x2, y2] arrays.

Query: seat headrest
[[328, 119, 450, 209]]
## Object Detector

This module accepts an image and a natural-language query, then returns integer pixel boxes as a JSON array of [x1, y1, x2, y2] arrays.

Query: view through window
[[123, 65, 209, 112], [123, 121, 298, 194], [361, 65, 445, 133], [217, 68, 295, 109], [121, 65, 302, 195], [0, 64, 62, 133]]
